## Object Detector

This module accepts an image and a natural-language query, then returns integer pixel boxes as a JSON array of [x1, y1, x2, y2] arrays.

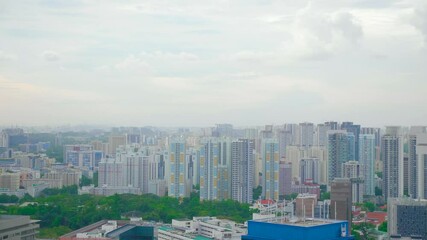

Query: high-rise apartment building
[[231, 139, 255, 203], [108, 135, 126, 156], [382, 127, 404, 201], [199, 139, 231, 201], [300, 158, 320, 184], [299, 122, 314, 148], [341, 122, 360, 161], [342, 161, 364, 203], [169, 140, 188, 198], [408, 126, 427, 199], [262, 139, 279, 200], [64, 145, 103, 168], [359, 134, 375, 196], [278, 129, 292, 158], [0, 173, 20, 191], [115, 145, 150, 193], [279, 161, 292, 196], [315, 124, 331, 147], [328, 131, 349, 184], [98, 157, 124, 187], [414, 133, 427, 199], [213, 124, 233, 138]]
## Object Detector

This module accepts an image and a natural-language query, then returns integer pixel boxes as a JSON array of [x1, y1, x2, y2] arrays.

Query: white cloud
[[114, 55, 150, 72], [0, 51, 16, 61], [410, 5, 427, 42], [282, 3, 364, 60], [42, 51, 60, 61]]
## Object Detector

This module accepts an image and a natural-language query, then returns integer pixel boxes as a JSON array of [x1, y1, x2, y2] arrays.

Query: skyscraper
[[341, 122, 361, 161], [231, 139, 255, 203], [359, 134, 375, 196], [330, 178, 352, 233], [108, 135, 126, 156], [315, 123, 331, 147], [278, 129, 292, 158], [300, 158, 320, 184], [262, 139, 279, 200], [342, 161, 364, 203], [408, 126, 427, 199], [199, 139, 231, 201], [328, 131, 349, 184], [199, 139, 218, 200], [414, 133, 427, 199], [299, 122, 314, 148], [382, 127, 404, 201], [279, 161, 292, 197], [169, 140, 188, 198]]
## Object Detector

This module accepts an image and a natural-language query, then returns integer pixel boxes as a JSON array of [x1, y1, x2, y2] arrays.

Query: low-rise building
[[0, 215, 39, 240], [388, 198, 427, 240], [59, 219, 156, 240], [158, 217, 246, 240]]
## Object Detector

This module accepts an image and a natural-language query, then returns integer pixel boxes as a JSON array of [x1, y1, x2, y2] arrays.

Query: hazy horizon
[[1, 0, 426, 127]]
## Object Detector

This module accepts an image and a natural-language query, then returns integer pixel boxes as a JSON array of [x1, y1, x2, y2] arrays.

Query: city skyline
[[1, 0, 427, 127]]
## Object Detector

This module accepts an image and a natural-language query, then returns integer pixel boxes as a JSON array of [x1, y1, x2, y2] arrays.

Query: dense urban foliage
[[0, 189, 254, 238]]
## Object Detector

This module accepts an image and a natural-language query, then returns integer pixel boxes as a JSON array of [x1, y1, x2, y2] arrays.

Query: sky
[[0, 0, 426, 127]]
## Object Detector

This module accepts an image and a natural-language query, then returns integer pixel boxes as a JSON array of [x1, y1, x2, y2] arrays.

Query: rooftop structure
[[0, 215, 40, 240], [59, 219, 156, 240], [242, 217, 354, 240]]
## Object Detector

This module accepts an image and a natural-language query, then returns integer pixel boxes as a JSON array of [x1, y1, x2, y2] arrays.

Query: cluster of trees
[[0, 194, 19, 203], [0, 190, 254, 238]]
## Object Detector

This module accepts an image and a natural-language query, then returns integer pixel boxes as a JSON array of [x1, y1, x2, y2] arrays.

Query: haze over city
[[1, 0, 427, 127]]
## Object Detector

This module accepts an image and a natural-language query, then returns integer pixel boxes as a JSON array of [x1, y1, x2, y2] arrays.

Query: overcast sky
[[0, 0, 426, 127]]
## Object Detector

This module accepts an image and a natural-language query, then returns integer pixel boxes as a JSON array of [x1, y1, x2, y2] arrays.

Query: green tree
[[38, 226, 72, 238], [0, 194, 19, 203], [378, 221, 387, 232], [253, 186, 262, 200], [320, 191, 330, 200], [362, 202, 375, 212], [284, 193, 298, 200], [79, 175, 92, 187], [93, 171, 98, 187]]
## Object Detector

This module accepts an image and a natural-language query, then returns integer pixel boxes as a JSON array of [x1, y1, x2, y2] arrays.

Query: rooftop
[[251, 217, 347, 227], [159, 225, 212, 240]]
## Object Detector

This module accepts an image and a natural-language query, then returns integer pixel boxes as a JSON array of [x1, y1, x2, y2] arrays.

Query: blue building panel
[[242, 220, 354, 240]]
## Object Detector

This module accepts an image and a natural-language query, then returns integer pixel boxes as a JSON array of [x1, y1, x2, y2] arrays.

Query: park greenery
[[0, 186, 254, 238]]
